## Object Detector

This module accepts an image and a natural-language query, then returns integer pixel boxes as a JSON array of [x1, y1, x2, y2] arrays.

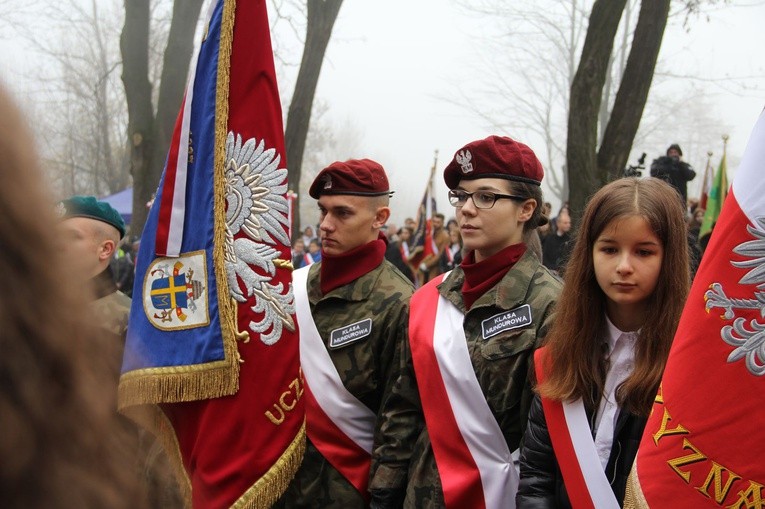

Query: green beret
[[58, 195, 126, 239]]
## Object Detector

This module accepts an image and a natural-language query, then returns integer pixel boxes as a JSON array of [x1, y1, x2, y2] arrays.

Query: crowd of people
[[3, 71, 719, 508]]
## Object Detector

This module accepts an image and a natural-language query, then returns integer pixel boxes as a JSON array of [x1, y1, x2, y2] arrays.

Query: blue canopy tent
[[100, 187, 132, 225]]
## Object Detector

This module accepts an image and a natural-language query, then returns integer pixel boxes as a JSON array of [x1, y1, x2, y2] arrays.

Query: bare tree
[[121, 0, 204, 235], [283, 0, 344, 237], [298, 100, 364, 228], [20, 0, 129, 197], [567, 0, 671, 218], [566, 0, 629, 218], [453, 0, 597, 203]]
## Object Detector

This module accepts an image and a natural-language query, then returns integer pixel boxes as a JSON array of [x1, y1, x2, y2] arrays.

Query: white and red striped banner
[[627, 108, 765, 508], [292, 266, 374, 499], [410, 273, 517, 508], [154, 3, 217, 258]]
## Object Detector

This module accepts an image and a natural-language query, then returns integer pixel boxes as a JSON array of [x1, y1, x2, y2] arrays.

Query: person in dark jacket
[[541, 210, 571, 275], [518, 178, 690, 507], [649, 143, 696, 208], [437, 227, 463, 273]]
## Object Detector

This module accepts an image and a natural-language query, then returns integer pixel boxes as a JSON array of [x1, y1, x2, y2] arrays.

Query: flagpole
[[428, 149, 438, 202], [699, 150, 713, 208]]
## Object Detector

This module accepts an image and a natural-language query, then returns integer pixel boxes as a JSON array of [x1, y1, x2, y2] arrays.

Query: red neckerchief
[[320, 232, 387, 295], [460, 243, 527, 310]]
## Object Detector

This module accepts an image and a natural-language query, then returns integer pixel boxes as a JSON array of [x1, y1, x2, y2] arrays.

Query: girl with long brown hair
[[517, 177, 690, 507]]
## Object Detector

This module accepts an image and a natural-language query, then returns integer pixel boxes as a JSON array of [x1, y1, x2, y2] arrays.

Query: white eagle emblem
[[456, 150, 473, 174], [224, 132, 295, 345], [705, 216, 765, 375]]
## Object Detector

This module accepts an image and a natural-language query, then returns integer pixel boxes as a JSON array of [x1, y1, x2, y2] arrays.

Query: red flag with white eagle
[[119, 1, 304, 508], [625, 110, 765, 508]]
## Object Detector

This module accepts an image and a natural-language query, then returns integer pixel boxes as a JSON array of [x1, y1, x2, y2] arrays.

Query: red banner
[[627, 110, 765, 508], [120, 1, 304, 507]]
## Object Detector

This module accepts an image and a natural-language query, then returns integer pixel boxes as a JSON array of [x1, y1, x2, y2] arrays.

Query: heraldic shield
[[144, 251, 209, 330]]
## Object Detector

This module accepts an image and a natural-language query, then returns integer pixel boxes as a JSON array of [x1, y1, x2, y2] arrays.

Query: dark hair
[[508, 181, 544, 232], [537, 178, 689, 415], [667, 143, 683, 156], [0, 85, 146, 508]]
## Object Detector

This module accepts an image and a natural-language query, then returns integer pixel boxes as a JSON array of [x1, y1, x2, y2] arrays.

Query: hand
[[419, 263, 428, 272]]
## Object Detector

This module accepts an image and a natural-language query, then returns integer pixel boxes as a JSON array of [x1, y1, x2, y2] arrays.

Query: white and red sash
[[445, 244, 457, 264], [401, 241, 410, 260], [292, 266, 374, 499], [409, 273, 517, 509], [534, 348, 619, 509]]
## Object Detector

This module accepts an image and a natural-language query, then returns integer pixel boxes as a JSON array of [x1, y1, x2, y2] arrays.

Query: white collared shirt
[[592, 316, 638, 469]]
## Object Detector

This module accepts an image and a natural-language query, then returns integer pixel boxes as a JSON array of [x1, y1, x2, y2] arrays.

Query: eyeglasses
[[448, 189, 527, 209]]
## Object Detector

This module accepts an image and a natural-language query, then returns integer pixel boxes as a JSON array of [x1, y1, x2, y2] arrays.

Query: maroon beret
[[309, 158, 392, 199], [443, 135, 544, 189]]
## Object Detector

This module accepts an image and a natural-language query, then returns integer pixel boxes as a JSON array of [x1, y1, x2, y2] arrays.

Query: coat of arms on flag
[[144, 251, 209, 330], [119, 1, 305, 508], [625, 111, 765, 508]]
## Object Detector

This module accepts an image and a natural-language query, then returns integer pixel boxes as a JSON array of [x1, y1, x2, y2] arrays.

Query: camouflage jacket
[[89, 267, 131, 381], [404, 249, 562, 508], [90, 266, 131, 336], [276, 259, 414, 508]]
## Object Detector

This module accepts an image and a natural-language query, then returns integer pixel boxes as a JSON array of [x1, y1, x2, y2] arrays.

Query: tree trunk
[[284, 0, 343, 238], [566, 0, 627, 220], [598, 0, 670, 181], [121, 0, 154, 236], [122, 0, 203, 236]]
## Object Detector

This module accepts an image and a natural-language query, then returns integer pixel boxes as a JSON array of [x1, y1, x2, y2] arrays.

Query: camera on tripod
[[623, 152, 646, 178]]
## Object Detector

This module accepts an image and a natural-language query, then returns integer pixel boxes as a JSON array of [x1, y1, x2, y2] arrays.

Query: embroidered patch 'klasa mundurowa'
[[481, 304, 532, 339], [329, 318, 373, 348]]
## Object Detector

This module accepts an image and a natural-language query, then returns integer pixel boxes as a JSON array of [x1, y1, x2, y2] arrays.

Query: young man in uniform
[[278, 159, 416, 507], [58, 196, 131, 344], [57, 196, 183, 507]]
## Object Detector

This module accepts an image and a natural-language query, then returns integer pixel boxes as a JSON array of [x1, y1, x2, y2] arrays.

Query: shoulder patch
[[329, 318, 373, 349], [481, 304, 533, 339]]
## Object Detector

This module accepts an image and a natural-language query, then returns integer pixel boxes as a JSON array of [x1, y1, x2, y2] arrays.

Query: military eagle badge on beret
[[456, 149, 473, 174]]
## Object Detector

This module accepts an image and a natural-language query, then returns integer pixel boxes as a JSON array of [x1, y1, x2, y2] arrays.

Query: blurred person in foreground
[[0, 84, 146, 508]]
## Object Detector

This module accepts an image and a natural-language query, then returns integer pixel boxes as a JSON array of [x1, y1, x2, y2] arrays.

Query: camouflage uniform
[[404, 249, 562, 508], [92, 267, 184, 508], [276, 259, 415, 508], [90, 267, 131, 340]]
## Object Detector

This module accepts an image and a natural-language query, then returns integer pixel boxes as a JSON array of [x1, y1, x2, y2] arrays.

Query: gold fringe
[[209, 0, 240, 405], [118, 361, 235, 409], [121, 404, 193, 508], [230, 420, 306, 509], [623, 460, 649, 509]]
